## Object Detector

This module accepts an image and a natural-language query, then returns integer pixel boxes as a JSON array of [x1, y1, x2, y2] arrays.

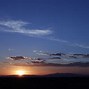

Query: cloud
[[46, 36, 89, 49], [74, 44, 89, 49], [47, 37, 68, 43], [0, 20, 52, 36], [8, 48, 14, 51], [36, 52, 48, 56], [33, 50, 37, 53], [0, 19, 89, 50], [33, 50, 48, 55], [0, 20, 28, 29]]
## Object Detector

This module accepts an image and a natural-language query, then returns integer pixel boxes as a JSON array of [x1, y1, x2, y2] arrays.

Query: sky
[[0, 0, 89, 58], [0, 0, 89, 76]]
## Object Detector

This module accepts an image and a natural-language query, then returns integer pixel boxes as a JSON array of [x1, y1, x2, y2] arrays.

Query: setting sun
[[15, 70, 27, 76]]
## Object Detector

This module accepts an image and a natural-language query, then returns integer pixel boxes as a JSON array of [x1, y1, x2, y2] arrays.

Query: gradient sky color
[[0, 0, 89, 59]]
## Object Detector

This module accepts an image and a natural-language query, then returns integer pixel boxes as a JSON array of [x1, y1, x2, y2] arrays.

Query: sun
[[15, 70, 26, 76]]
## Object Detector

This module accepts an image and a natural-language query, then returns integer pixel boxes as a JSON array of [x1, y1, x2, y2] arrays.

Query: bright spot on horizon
[[15, 70, 27, 76]]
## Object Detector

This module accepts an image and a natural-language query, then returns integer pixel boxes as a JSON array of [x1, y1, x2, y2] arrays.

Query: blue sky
[[0, 0, 89, 58]]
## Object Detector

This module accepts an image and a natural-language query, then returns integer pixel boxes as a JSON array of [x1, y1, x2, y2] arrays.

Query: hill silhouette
[[0, 73, 88, 78]]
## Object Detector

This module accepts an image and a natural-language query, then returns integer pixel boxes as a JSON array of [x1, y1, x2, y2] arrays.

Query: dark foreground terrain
[[0, 73, 89, 89]]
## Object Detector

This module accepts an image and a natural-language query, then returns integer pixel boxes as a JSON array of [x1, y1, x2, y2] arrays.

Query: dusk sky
[[0, 0, 89, 76], [0, 0, 89, 58]]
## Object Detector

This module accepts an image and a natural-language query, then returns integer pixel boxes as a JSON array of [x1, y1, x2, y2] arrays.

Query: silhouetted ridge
[[0, 73, 88, 78]]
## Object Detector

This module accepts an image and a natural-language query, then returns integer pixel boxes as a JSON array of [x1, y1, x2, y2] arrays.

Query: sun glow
[[15, 70, 27, 76]]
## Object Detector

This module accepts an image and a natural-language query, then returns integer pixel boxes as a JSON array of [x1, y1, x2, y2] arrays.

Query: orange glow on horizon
[[1, 65, 89, 76], [16, 70, 25, 76], [15, 70, 29, 76]]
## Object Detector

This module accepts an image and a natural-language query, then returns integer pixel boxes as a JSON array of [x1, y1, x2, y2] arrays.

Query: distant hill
[[0, 73, 88, 78], [43, 73, 87, 77]]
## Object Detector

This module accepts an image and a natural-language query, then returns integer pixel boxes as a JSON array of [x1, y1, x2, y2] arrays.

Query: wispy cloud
[[0, 20, 89, 50], [0, 20, 52, 36], [33, 50, 48, 56], [46, 37, 89, 49], [8, 48, 14, 51], [47, 37, 68, 43], [73, 43, 89, 49]]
